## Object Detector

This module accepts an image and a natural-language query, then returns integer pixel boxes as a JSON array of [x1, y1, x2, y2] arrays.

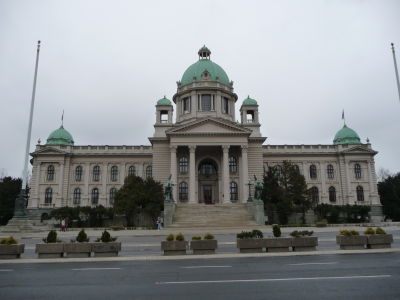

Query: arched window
[[93, 165, 100, 182], [329, 186, 336, 202], [198, 160, 218, 176], [73, 188, 81, 205], [229, 156, 238, 173], [75, 166, 83, 182], [354, 163, 362, 179], [356, 185, 364, 201], [109, 188, 117, 205], [179, 157, 188, 173], [45, 187, 52, 204], [146, 166, 152, 178], [230, 181, 238, 202], [327, 164, 334, 179], [128, 165, 136, 176], [110, 166, 118, 182], [179, 181, 188, 202], [91, 188, 99, 205], [47, 165, 55, 181], [310, 186, 319, 203], [309, 165, 317, 179], [293, 165, 300, 174]]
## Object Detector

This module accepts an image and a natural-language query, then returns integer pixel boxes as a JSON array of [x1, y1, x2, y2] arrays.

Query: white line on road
[[156, 275, 391, 285], [71, 268, 121, 271], [0, 269, 13, 272], [181, 266, 232, 269], [288, 262, 338, 266]]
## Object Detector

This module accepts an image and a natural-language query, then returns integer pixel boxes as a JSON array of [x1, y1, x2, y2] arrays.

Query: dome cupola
[[242, 96, 258, 105], [46, 125, 74, 146], [333, 124, 361, 145], [157, 96, 172, 106]]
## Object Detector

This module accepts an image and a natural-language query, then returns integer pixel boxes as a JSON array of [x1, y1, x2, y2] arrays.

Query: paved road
[[12, 227, 400, 258], [0, 252, 399, 299]]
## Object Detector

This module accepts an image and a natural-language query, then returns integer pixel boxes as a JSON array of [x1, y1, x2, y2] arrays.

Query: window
[[93, 165, 100, 181], [160, 111, 168, 123], [128, 165, 136, 176], [110, 166, 118, 182], [45, 187, 52, 204], [223, 97, 229, 114], [356, 186, 364, 201], [179, 181, 188, 202], [230, 181, 238, 202], [309, 165, 317, 179], [91, 188, 99, 205], [329, 186, 336, 202], [75, 166, 83, 182], [310, 186, 319, 203], [73, 188, 81, 205], [109, 188, 117, 205], [327, 164, 334, 179], [246, 111, 254, 122], [146, 166, 152, 178], [229, 156, 237, 173], [201, 94, 212, 111], [293, 165, 300, 174], [47, 165, 55, 181], [199, 161, 217, 176], [182, 97, 190, 113], [354, 163, 362, 179], [179, 157, 188, 173]]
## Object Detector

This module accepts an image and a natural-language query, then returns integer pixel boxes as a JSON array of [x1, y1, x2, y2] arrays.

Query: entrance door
[[203, 185, 213, 204]]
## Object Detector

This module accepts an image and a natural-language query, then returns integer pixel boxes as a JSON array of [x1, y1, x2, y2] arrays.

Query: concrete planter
[[91, 242, 121, 257], [264, 237, 292, 252], [0, 244, 25, 259], [291, 237, 318, 251], [64, 243, 92, 258], [161, 241, 188, 255], [236, 239, 264, 253], [190, 240, 218, 254], [36, 243, 64, 258], [336, 235, 367, 250], [366, 234, 393, 249]]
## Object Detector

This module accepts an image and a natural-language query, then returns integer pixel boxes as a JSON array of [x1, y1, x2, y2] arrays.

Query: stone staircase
[[168, 203, 258, 228]]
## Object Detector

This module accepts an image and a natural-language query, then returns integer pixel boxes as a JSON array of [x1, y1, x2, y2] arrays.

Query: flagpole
[[15, 40, 41, 217], [391, 43, 400, 103]]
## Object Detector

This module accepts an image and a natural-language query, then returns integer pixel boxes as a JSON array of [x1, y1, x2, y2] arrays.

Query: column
[[241, 145, 249, 203], [189, 145, 196, 203], [58, 162, 64, 207], [320, 162, 326, 202], [170, 145, 177, 202], [84, 163, 90, 205], [102, 163, 107, 205], [222, 145, 230, 203]]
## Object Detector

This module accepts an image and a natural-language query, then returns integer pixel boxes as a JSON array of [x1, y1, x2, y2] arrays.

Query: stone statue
[[253, 175, 263, 202], [164, 175, 174, 203]]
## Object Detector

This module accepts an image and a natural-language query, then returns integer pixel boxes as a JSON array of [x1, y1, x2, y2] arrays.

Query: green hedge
[[314, 204, 370, 223]]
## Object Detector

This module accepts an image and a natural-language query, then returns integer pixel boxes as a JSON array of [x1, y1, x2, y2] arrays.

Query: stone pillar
[[102, 163, 107, 206], [320, 162, 326, 202], [222, 145, 230, 203], [58, 163, 64, 207], [241, 145, 249, 203], [189, 145, 196, 203], [170, 145, 178, 202], [84, 163, 90, 205]]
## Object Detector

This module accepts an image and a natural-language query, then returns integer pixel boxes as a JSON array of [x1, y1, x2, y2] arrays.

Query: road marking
[[156, 275, 391, 285], [288, 262, 338, 266], [181, 266, 232, 269], [71, 268, 121, 271], [0, 269, 13, 272]]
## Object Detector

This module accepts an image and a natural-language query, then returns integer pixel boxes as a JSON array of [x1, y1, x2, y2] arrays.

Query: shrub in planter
[[290, 231, 318, 251], [204, 233, 214, 240], [76, 229, 90, 242], [36, 231, 64, 258], [64, 229, 91, 258], [364, 227, 375, 235], [272, 225, 281, 237], [237, 230, 264, 253], [0, 237, 24, 259], [192, 235, 201, 240], [92, 230, 121, 257], [336, 229, 366, 250], [161, 233, 188, 255], [375, 227, 386, 235], [366, 227, 393, 249], [190, 233, 217, 255]]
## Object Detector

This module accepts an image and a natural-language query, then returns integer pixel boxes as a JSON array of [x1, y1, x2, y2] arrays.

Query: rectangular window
[[223, 97, 229, 114], [201, 94, 212, 111], [182, 97, 190, 113], [198, 95, 200, 110]]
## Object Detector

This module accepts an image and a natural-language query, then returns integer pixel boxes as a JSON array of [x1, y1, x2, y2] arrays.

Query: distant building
[[27, 46, 383, 224]]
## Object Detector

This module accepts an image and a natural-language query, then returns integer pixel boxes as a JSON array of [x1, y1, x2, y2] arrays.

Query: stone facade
[[27, 47, 382, 221]]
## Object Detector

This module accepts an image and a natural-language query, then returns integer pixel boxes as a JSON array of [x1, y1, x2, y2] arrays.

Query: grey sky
[[1, 0, 399, 179]]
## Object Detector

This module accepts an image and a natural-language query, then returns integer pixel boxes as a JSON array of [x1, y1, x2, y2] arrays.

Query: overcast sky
[[1, 0, 399, 179]]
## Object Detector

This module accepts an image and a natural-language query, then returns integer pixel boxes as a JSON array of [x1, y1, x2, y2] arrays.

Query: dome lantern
[[198, 45, 211, 60]]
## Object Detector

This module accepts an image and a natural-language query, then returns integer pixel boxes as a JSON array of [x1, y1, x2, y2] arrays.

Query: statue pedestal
[[163, 201, 176, 227], [246, 200, 265, 225], [0, 216, 40, 233]]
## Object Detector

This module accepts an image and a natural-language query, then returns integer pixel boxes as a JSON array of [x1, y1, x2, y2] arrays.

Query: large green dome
[[333, 124, 361, 145], [180, 46, 230, 86], [46, 126, 74, 146]]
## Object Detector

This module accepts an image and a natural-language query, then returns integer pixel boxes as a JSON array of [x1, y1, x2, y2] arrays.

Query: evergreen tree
[[378, 172, 400, 221], [0, 177, 21, 225]]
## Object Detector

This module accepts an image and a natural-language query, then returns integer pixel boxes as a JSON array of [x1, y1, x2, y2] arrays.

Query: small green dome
[[333, 124, 361, 145], [46, 126, 74, 146], [157, 96, 172, 105], [242, 96, 257, 105], [180, 46, 230, 86]]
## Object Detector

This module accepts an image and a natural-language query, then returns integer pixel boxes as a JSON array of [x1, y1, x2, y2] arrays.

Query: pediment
[[340, 145, 377, 155], [166, 118, 251, 136], [31, 147, 69, 156]]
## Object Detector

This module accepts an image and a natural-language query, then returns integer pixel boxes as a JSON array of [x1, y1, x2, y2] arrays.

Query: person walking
[[156, 217, 162, 230], [61, 219, 65, 232]]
